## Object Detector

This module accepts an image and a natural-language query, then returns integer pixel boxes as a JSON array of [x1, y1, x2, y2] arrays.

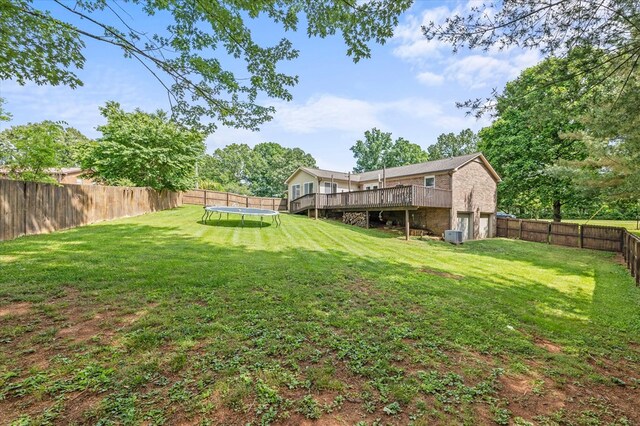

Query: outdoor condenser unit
[[444, 230, 464, 245]]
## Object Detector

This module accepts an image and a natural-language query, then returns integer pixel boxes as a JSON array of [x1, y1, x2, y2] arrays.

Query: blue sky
[[0, 1, 540, 172]]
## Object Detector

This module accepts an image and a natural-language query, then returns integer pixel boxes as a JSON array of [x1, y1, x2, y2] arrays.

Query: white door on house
[[456, 213, 472, 241], [479, 214, 490, 239]]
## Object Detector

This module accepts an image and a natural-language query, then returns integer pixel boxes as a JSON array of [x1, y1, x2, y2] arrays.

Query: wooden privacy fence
[[497, 218, 639, 285], [183, 189, 287, 211], [0, 179, 182, 242], [623, 232, 640, 285]]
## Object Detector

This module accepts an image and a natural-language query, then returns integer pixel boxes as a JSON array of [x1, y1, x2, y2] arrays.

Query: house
[[284, 153, 500, 241], [0, 167, 93, 185]]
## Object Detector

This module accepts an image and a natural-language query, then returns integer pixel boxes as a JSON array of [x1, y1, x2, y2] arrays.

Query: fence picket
[[496, 217, 639, 286], [0, 180, 181, 242]]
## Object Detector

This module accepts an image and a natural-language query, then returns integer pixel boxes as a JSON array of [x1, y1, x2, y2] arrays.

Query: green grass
[[1, 205, 639, 425]]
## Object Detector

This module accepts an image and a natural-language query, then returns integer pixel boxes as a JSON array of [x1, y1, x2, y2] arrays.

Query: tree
[[385, 137, 429, 168], [423, 1, 640, 117], [0, 121, 67, 183], [574, 62, 640, 201], [427, 129, 478, 161], [2, 0, 412, 133], [199, 143, 255, 193], [0, 98, 10, 122], [81, 102, 205, 191], [350, 128, 393, 173], [0, 121, 93, 183], [249, 142, 316, 197], [478, 56, 590, 222], [350, 128, 428, 172], [199, 142, 315, 196]]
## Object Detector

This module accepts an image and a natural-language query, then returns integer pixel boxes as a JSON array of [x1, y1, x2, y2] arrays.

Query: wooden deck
[[289, 185, 452, 214]]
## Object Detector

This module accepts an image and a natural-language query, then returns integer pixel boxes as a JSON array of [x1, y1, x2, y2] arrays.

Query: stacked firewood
[[343, 212, 367, 227]]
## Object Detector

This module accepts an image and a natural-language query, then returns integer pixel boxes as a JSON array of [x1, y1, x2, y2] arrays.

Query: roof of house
[[0, 167, 83, 175], [285, 153, 500, 184]]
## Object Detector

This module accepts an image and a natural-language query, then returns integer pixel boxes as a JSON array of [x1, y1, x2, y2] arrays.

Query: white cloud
[[272, 95, 381, 134], [391, 5, 452, 61], [444, 51, 541, 89], [392, 2, 542, 90], [416, 71, 445, 86]]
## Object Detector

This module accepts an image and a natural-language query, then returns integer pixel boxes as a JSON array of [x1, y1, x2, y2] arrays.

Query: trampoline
[[201, 206, 281, 228]]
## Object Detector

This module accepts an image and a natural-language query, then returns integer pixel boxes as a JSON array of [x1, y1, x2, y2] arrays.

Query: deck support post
[[365, 210, 369, 229], [405, 210, 410, 241], [314, 208, 318, 220]]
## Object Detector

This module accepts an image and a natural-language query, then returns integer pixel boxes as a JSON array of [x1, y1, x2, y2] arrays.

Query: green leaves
[[81, 101, 205, 191], [199, 141, 316, 197], [350, 128, 428, 172], [2, 0, 411, 133], [478, 55, 591, 220], [0, 0, 85, 88], [428, 129, 478, 161], [0, 120, 90, 183]]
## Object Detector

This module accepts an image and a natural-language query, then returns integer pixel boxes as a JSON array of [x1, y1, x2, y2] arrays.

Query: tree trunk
[[553, 200, 562, 222]]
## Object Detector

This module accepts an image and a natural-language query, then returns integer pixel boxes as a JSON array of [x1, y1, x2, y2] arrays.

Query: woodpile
[[343, 212, 367, 227]]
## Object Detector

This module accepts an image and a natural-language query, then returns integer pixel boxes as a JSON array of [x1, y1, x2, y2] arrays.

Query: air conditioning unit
[[444, 230, 464, 245]]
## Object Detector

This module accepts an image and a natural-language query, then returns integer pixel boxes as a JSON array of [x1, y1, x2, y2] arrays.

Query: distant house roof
[[285, 153, 500, 184], [0, 167, 83, 175]]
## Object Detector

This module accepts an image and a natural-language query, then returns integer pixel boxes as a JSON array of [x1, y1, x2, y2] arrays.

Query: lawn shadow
[[199, 219, 273, 228]]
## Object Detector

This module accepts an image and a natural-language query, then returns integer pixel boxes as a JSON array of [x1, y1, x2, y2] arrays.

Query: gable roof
[[285, 153, 500, 184]]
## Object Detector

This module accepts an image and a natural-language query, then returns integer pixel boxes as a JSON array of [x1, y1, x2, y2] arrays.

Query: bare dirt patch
[[420, 268, 464, 280], [534, 338, 562, 353], [57, 303, 158, 343], [0, 302, 32, 317]]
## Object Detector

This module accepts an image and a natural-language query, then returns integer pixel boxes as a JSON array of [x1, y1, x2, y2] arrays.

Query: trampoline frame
[[201, 206, 281, 228]]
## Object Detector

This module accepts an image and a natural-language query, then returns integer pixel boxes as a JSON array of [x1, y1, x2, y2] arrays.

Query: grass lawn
[[1, 205, 639, 425]]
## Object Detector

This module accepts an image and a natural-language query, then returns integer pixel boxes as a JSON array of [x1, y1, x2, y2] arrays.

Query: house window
[[291, 184, 301, 199], [324, 182, 337, 193], [424, 176, 435, 188], [365, 184, 378, 190], [303, 182, 314, 195]]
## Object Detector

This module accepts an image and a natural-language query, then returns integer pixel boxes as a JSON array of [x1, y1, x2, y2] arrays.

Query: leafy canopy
[[0, 98, 11, 122], [478, 54, 591, 221], [0, 121, 92, 183], [199, 142, 316, 197], [428, 129, 478, 161], [2, 0, 412, 133], [81, 102, 205, 191], [350, 128, 428, 173], [250, 142, 316, 197]]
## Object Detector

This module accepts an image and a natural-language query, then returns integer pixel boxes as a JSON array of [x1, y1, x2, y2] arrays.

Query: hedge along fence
[[183, 189, 287, 211], [0, 179, 182, 242], [497, 218, 640, 285]]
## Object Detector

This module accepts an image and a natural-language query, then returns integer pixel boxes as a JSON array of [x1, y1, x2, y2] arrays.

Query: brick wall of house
[[451, 159, 498, 238]]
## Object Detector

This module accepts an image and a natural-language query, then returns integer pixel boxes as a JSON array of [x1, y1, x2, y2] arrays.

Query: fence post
[[635, 238, 639, 285], [204, 190, 207, 206], [226, 192, 230, 207], [246, 196, 249, 207], [22, 181, 28, 237], [547, 222, 551, 244], [518, 219, 522, 239], [579, 225, 583, 249]]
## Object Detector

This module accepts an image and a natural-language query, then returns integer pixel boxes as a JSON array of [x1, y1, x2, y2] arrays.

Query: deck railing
[[289, 185, 452, 213]]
